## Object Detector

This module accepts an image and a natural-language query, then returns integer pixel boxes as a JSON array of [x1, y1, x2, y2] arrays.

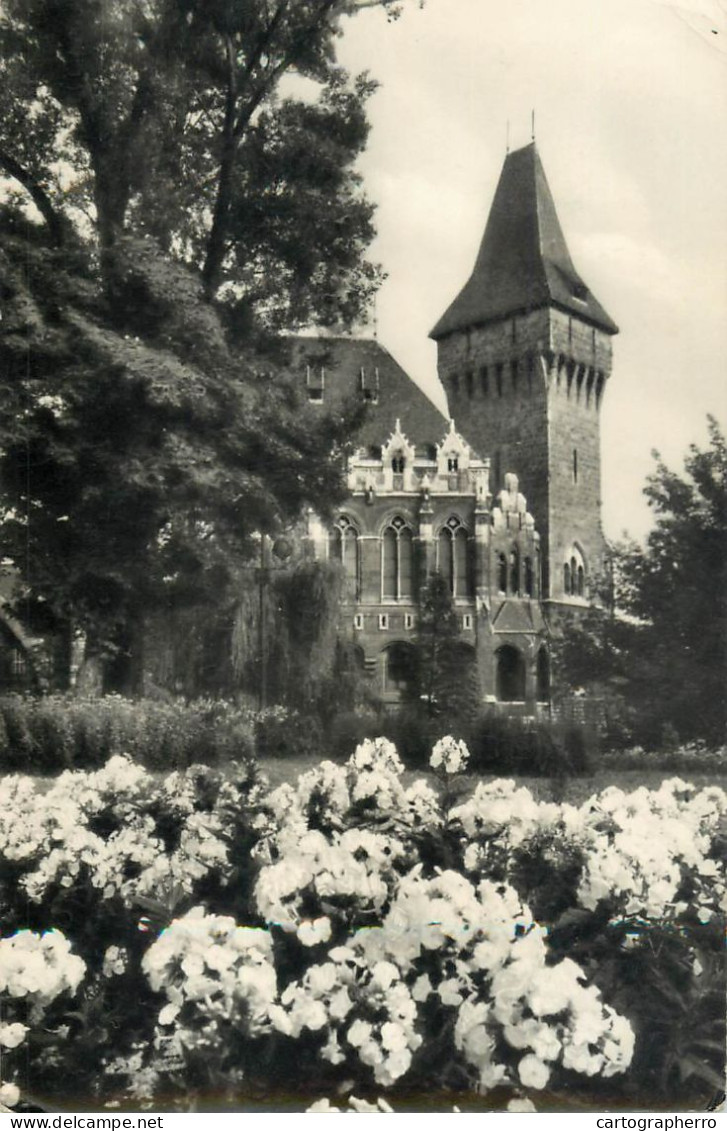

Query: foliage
[[2, 742, 724, 1111], [326, 706, 595, 778], [0, 694, 256, 773], [414, 572, 480, 721], [231, 558, 368, 715], [599, 742, 727, 776], [467, 715, 594, 779], [0, 0, 412, 321], [254, 707, 324, 762], [553, 419, 727, 749], [0, 218, 353, 690], [0, 1, 426, 691]]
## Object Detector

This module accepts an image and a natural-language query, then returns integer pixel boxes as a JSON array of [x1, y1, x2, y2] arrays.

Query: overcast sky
[[336, 0, 727, 540]]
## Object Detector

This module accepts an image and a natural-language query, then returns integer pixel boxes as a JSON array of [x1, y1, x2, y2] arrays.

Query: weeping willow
[[231, 559, 361, 715]]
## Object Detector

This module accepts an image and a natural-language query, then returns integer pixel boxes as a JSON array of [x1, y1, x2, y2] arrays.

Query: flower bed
[[0, 739, 724, 1112]]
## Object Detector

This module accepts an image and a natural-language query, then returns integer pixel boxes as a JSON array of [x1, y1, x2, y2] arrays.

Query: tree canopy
[[0, 0, 423, 689], [0, 0, 413, 326], [554, 418, 727, 747]]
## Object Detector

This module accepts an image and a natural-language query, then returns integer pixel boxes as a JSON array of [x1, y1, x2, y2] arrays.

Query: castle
[[291, 142, 618, 711]]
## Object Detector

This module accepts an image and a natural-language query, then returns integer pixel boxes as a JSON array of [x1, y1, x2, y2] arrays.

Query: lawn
[[257, 755, 727, 804]]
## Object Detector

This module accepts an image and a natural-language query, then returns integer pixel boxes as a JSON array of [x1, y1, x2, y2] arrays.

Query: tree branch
[[0, 148, 66, 246]]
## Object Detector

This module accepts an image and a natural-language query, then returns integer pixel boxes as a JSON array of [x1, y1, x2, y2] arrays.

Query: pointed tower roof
[[430, 142, 618, 340]]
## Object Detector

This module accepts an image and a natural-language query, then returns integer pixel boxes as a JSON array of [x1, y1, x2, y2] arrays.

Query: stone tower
[[430, 142, 618, 607]]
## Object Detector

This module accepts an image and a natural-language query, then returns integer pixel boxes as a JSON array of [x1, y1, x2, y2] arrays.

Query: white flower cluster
[[430, 735, 470, 775], [142, 907, 277, 1047], [252, 857, 634, 1094], [0, 929, 86, 1011], [255, 826, 403, 933], [578, 779, 726, 920], [0, 929, 86, 1110], [451, 776, 726, 923], [0, 756, 256, 908], [347, 870, 633, 1093], [271, 947, 421, 1087]]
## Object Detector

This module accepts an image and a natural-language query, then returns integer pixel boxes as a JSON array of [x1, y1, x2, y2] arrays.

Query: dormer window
[[306, 364, 324, 403], [391, 455, 405, 474], [360, 366, 379, 404], [447, 455, 459, 473], [572, 282, 589, 302]]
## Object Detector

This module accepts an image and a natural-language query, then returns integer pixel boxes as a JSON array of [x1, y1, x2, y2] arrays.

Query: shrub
[[0, 695, 256, 774], [467, 714, 594, 778], [254, 706, 323, 760], [327, 709, 382, 762]]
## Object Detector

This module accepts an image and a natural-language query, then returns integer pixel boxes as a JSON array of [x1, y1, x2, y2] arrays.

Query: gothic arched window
[[496, 645, 526, 702], [497, 552, 507, 594], [330, 516, 360, 599], [524, 556, 534, 598], [509, 547, 520, 595], [563, 546, 587, 599], [382, 517, 414, 600], [438, 518, 471, 597]]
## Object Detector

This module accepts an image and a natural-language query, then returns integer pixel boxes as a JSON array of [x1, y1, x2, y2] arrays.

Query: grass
[[256, 756, 727, 803]]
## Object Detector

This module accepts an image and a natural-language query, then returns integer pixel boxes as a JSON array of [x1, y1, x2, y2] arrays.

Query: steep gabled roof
[[284, 335, 448, 449], [430, 142, 618, 340]]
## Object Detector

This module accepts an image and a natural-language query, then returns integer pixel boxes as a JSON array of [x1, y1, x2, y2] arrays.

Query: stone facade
[[437, 306, 612, 606], [294, 141, 616, 709]]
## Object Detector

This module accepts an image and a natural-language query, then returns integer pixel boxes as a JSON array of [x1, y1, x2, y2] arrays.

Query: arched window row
[[497, 546, 536, 597], [563, 546, 586, 597]]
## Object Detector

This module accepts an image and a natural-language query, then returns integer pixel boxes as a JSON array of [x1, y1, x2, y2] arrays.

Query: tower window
[[511, 317, 517, 343], [496, 364, 503, 398], [511, 360, 519, 393], [563, 546, 587, 597], [450, 374, 460, 397], [465, 370, 474, 398], [568, 317, 573, 344], [308, 387, 323, 402], [480, 367, 489, 396], [572, 448, 578, 484]]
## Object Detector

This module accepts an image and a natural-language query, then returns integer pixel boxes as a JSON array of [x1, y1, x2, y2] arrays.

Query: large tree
[[0, 216, 354, 690], [0, 0, 420, 691], [0, 0, 414, 325]]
